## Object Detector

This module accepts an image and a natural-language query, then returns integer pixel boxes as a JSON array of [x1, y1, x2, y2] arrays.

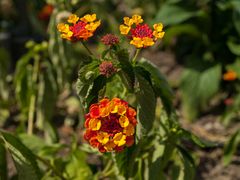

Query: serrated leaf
[[135, 67, 156, 138], [137, 58, 174, 114], [223, 130, 240, 166], [0, 131, 42, 180]]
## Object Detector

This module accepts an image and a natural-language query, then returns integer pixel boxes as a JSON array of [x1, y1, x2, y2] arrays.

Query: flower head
[[57, 13, 101, 41], [223, 70, 237, 81], [83, 98, 137, 153], [101, 34, 119, 46], [119, 14, 165, 48], [99, 61, 117, 78]]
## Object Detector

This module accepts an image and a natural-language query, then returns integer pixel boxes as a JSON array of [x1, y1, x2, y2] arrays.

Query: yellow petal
[[130, 37, 143, 48], [85, 20, 101, 32], [117, 105, 126, 115], [142, 37, 154, 47], [123, 123, 135, 136], [81, 14, 97, 22], [104, 140, 116, 151], [153, 23, 163, 32], [119, 25, 130, 35], [113, 133, 126, 146], [153, 31, 165, 39], [132, 14, 143, 24], [123, 17, 134, 26], [119, 116, 129, 127], [97, 132, 109, 145], [89, 118, 101, 131], [67, 14, 79, 24], [57, 23, 69, 33]]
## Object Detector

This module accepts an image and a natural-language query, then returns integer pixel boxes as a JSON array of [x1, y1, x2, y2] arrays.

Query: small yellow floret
[[67, 14, 79, 24]]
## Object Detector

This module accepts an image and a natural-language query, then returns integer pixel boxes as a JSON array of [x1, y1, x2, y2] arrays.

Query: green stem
[[27, 55, 40, 135], [81, 41, 93, 55], [132, 49, 141, 64], [36, 155, 66, 180]]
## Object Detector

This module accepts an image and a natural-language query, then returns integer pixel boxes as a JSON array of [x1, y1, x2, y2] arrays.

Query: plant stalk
[[27, 55, 40, 135], [36, 155, 66, 180], [132, 49, 141, 64], [81, 41, 93, 55]]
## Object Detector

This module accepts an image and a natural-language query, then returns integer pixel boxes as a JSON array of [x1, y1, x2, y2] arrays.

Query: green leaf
[[223, 130, 240, 166], [65, 149, 92, 180], [0, 131, 42, 180], [180, 61, 221, 120], [0, 142, 7, 180], [137, 58, 174, 114], [233, 3, 240, 35], [154, 4, 199, 26], [180, 129, 216, 148], [115, 48, 135, 91], [135, 67, 156, 138], [163, 24, 202, 45], [36, 61, 59, 143], [114, 146, 137, 178], [177, 146, 195, 180], [227, 39, 240, 56]]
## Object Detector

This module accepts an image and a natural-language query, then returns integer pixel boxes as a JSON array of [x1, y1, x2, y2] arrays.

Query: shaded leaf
[[137, 58, 174, 114], [134, 67, 156, 138], [0, 142, 7, 180], [0, 131, 41, 180]]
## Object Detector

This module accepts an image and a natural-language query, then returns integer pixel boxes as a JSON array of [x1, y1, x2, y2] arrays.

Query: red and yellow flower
[[119, 14, 165, 48], [57, 14, 101, 41], [83, 98, 137, 153]]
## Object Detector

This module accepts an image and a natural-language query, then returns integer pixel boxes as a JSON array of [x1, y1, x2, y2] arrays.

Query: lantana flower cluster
[[57, 14, 101, 41], [83, 98, 137, 153], [119, 15, 165, 48]]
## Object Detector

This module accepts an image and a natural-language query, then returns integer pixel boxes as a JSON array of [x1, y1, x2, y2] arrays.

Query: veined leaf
[[0, 131, 42, 180], [134, 67, 156, 138], [137, 58, 174, 115]]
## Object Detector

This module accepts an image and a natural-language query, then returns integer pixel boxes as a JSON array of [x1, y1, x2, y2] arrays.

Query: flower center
[[131, 24, 153, 38], [100, 114, 123, 136], [70, 21, 87, 36]]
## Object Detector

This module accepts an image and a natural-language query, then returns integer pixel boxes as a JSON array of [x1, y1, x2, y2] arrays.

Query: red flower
[[83, 98, 137, 153]]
